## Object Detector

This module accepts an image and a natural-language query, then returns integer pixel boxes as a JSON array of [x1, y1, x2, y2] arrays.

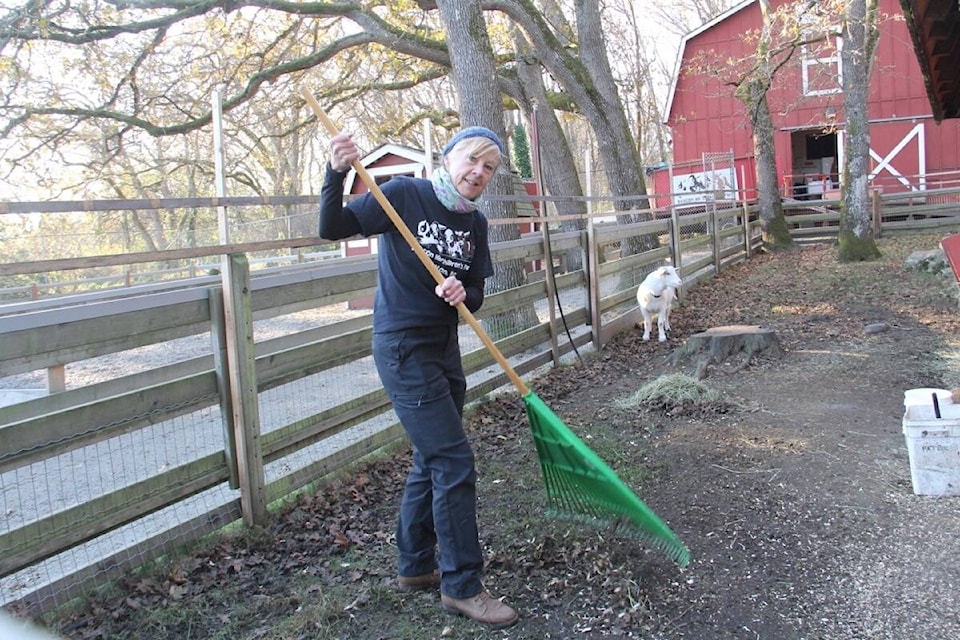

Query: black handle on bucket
[[932, 392, 942, 419]]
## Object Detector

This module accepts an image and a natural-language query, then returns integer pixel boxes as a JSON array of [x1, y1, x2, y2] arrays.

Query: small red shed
[[657, 0, 960, 205], [340, 142, 431, 259], [339, 144, 430, 308]]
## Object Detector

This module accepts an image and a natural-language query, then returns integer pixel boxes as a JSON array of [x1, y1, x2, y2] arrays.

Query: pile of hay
[[616, 373, 733, 417]]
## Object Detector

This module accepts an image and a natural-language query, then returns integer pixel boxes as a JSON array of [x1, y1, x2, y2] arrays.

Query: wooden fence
[[1, 188, 958, 616]]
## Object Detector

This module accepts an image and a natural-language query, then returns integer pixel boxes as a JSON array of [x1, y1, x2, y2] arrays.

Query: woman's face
[[443, 140, 501, 200]]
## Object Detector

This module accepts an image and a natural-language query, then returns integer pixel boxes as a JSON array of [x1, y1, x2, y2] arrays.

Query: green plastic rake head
[[524, 391, 691, 567], [302, 86, 690, 569]]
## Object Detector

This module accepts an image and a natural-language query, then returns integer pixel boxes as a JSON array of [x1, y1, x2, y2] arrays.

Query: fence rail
[[1, 188, 958, 616]]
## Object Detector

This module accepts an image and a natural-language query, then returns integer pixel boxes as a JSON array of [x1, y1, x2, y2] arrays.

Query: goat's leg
[[657, 309, 668, 342], [641, 310, 653, 341]]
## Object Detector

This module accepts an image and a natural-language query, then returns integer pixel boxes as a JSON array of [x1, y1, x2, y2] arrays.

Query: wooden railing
[[2, 189, 957, 615]]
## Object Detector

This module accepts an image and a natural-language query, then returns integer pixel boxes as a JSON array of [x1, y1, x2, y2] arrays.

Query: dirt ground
[[35, 235, 960, 639]]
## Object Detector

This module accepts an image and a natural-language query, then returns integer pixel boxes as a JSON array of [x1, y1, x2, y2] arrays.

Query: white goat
[[636, 266, 682, 342]]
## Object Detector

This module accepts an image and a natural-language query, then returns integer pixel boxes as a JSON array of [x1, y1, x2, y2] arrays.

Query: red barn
[[656, 0, 960, 205]]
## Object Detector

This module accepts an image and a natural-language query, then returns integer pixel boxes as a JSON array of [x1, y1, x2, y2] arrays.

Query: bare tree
[[0, 3, 454, 197], [1, 0, 666, 261], [510, 22, 587, 272], [646, 0, 742, 37], [433, 0, 528, 280], [607, 0, 739, 168], [484, 0, 658, 256], [837, 0, 881, 261], [732, 0, 794, 249]]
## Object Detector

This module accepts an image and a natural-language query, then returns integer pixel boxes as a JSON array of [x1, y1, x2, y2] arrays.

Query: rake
[[301, 87, 690, 567]]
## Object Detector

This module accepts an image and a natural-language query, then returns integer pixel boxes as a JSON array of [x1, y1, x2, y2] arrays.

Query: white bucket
[[903, 388, 953, 408], [902, 405, 960, 496]]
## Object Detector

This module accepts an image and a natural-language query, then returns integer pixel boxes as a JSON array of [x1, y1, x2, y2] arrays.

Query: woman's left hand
[[435, 275, 466, 306]]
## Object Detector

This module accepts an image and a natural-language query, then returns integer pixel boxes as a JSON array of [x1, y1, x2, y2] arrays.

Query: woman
[[319, 126, 518, 629]]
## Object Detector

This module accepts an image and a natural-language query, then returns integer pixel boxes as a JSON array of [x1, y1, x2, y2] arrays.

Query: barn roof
[[663, 0, 754, 124], [899, 0, 960, 122]]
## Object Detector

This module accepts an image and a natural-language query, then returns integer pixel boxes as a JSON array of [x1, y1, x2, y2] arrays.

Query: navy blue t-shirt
[[319, 168, 494, 333]]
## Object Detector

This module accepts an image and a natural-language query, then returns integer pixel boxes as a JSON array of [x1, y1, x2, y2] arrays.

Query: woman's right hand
[[329, 132, 360, 172]]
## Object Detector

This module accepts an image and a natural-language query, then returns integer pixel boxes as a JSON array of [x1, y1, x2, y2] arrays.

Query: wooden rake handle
[[300, 86, 530, 397]]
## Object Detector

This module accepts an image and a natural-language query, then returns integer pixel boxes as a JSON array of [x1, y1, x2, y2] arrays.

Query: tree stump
[[671, 325, 785, 379]]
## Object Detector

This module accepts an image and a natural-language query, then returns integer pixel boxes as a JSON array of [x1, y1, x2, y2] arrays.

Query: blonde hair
[[445, 138, 503, 176]]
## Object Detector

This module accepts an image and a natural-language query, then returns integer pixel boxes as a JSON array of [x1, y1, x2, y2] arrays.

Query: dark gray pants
[[373, 325, 483, 599]]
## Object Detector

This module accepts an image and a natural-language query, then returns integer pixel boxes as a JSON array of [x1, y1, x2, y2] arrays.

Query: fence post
[[220, 252, 267, 527], [530, 108, 561, 366], [586, 217, 601, 349], [209, 287, 240, 490], [539, 218, 561, 365], [671, 208, 684, 304], [46, 365, 66, 393], [742, 201, 751, 258], [711, 203, 721, 274], [872, 190, 883, 238]]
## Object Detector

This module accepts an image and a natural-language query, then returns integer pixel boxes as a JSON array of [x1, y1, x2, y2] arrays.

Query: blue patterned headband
[[442, 126, 504, 156]]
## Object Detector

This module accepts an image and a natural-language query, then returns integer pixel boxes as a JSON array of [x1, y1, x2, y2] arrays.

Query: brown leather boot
[[441, 590, 518, 629], [397, 570, 440, 592]]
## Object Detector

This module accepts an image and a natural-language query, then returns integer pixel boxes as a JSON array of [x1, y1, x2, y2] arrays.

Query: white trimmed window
[[801, 30, 843, 96]]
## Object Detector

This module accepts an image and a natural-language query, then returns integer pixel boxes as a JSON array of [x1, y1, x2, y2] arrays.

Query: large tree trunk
[[436, 0, 539, 335], [738, 0, 793, 250], [750, 89, 793, 249], [838, 0, 881, 262], [573, 0, 658, 257], [491, 0, 659, 257], [511, 28, 586, 272]]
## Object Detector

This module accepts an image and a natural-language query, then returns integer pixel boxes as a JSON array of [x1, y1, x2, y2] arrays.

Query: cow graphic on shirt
[[417, 220, 474, 274]]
